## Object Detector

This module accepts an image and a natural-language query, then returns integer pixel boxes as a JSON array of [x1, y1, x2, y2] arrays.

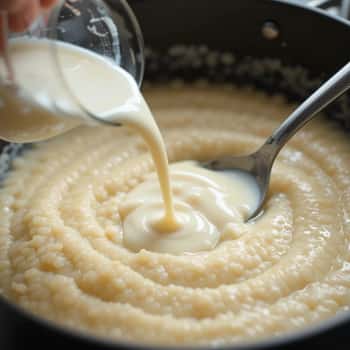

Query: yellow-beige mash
[[0, 85, 349, 345]]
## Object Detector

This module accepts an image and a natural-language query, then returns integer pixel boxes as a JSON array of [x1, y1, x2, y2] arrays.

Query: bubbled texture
[[0, 85, 350, 346]]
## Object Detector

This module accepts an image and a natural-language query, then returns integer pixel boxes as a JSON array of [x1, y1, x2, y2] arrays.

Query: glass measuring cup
[[0, 0, 144, 142]]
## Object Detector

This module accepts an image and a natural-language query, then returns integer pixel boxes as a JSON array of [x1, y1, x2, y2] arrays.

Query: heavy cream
[[0, 38, 259, 254], [122, 161, 259, 254], [0, 38, 178, 239]]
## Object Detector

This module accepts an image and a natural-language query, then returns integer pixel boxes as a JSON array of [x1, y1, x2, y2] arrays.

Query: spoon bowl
[[205, 61, 350, 221], [205, 150, 272, 221]]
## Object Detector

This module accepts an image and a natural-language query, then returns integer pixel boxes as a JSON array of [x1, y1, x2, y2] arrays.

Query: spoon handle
[[262, 61, 350, 161]]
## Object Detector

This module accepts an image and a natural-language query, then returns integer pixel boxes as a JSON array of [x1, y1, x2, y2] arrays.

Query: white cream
[[122, 161, 260, 254], [0, 39, 80, 142], [0, 39, 259, 254], [0, 38, 178, 231]]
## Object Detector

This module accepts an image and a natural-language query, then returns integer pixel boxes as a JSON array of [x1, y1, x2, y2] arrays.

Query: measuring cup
[[0, 0, 144, 143]]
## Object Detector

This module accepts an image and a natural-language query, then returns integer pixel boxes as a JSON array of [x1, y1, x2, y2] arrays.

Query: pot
[[1, 0, 350, 349]]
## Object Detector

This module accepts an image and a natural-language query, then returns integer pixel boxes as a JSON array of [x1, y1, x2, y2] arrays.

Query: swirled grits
[[0, 85, 350, 346]]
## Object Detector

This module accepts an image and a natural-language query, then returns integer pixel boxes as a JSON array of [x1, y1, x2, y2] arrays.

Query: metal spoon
[[205, 61, 350, 221]]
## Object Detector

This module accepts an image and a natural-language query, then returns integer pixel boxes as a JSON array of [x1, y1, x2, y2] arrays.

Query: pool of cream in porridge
[[0, 85, 349, 345]]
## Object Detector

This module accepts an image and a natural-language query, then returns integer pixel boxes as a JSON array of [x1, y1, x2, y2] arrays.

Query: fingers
[[0, 0, 27, 13], [8, 0, 41, 32], [0, 14, 6, 52], [0, 0, 58, 54], [1, 0, 58, 33], [40, 0, 58, 9]]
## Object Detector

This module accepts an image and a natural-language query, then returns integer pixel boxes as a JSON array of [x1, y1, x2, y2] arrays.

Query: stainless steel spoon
[[205, 61, 350, 221]]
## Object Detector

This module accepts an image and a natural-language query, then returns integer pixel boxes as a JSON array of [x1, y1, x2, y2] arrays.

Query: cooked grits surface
[[0, 85, 349, 346]]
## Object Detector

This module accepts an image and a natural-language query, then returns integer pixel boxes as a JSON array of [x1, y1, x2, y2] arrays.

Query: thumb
[[8, 0, 40, 32], [0, 1, 27, 13]]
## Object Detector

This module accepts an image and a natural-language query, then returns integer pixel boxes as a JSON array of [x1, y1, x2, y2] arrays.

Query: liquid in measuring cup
[[0, 37, 178, 232], [0, 38, 141, 143]]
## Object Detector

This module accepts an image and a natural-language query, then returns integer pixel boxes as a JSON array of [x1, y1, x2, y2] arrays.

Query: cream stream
[[122, 161, 259, 254], [0, 39, 259, 253]]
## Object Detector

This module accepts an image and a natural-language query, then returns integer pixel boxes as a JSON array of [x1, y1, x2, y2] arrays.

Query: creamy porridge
[[0, 85, 349, 345]]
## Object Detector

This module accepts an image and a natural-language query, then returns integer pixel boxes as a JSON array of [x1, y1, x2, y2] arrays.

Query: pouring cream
[[0, 38, 259, 254], [122, 161, 259, 254]]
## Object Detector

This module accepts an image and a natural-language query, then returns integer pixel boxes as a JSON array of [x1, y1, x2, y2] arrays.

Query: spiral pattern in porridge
[[0, 85, 350, 345]]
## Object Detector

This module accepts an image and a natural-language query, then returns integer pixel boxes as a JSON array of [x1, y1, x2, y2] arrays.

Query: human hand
[[0, 0, 57, 32], [0, 0, 57, 76]]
